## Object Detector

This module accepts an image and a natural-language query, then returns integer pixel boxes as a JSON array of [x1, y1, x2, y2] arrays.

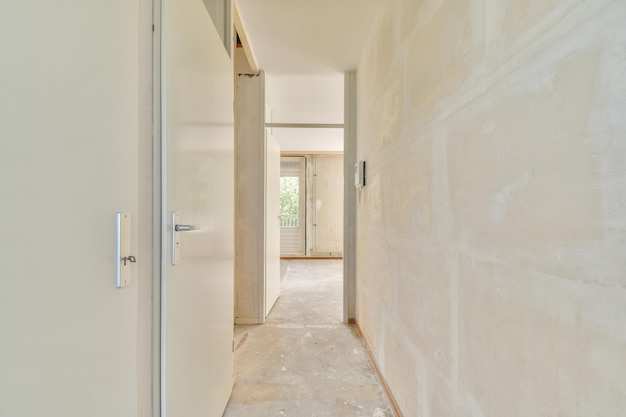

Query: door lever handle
[[171, 212, 199, 265], [175, 224, 197, 232]]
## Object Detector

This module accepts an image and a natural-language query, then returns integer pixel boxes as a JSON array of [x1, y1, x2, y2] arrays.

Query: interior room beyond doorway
[[280, 153, 344, 258]]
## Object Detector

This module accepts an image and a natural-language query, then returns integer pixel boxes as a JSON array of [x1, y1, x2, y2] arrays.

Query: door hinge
[[152, 24, 155, 32]]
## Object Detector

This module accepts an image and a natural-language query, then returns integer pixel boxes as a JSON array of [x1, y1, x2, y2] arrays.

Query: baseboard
[[280, 256, 343, 260], [234, 317, 262, 325], [352, 320, 404, 417]]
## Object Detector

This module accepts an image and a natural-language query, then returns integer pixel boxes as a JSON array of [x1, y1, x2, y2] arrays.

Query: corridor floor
[[222, 260, 395, 417]]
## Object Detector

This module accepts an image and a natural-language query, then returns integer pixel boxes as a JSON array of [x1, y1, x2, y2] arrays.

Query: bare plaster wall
[[235, 73, 265, 323], [355, 1, 626, 416], [301, 154, 344, 256], [314, 155, 344, 256]]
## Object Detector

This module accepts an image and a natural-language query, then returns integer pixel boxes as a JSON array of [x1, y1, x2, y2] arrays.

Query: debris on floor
[[223, 260, 395, 417]]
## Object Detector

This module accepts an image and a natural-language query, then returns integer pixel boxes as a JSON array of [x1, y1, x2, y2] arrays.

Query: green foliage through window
[[280, 177, 299, 216]]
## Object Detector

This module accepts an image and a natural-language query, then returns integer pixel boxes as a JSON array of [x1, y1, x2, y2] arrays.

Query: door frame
[[152, 0, 163, 415], [265, 130, 281, 316], [343, 72, 357, 324]]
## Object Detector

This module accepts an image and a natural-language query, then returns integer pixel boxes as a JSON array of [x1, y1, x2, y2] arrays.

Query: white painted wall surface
[[356, 1, 626, 416], [0, 2, 144, 416], [265, 132, 281, 314], [202, 0, 230, 50]]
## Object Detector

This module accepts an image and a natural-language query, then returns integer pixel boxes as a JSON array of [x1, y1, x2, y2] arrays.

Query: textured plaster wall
[[314, 155, 345, 256], [300, 154, 345, 256], [355, 1, 626, 416], [235, 73, 265, 323]]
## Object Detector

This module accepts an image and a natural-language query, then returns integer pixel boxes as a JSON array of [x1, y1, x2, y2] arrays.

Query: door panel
[[162, 0, 234, 416], [265, 131, 281, 315], [0, 2, 139, 417]]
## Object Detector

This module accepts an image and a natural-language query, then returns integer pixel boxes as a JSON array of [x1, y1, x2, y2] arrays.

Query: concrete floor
[[223, 260, 394, 417]]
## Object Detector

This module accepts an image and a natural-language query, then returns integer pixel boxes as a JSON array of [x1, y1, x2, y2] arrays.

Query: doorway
[[280, 156, 306, 256], [279, 153, 344, 258], [235, 73, 354, 326]]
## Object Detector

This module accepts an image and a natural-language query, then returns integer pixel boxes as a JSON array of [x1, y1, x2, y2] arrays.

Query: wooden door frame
[[343, 72, 357, 324]]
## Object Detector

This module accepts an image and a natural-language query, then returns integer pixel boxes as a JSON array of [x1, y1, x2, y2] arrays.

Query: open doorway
[[265, 72, 350, 320], [280, 154, 344, 258], [234, 71, 352, 324], [280, 157, 306, 256]]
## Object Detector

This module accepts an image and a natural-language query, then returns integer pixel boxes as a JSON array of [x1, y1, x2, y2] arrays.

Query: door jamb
[[152, 0, 163, 415], [343, 72, 357, 324]]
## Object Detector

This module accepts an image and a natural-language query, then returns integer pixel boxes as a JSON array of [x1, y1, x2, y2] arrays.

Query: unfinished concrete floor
[[223, 260, 394, 417]]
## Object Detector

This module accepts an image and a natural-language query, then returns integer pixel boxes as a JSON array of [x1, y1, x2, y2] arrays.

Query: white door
[[161, 0, 234, 416], [0, 2, 140, 417], [265, 130, 281, 316]]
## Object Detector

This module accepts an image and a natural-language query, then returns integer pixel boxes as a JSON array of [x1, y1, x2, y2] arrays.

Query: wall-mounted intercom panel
[[354, 161, 366, 188]]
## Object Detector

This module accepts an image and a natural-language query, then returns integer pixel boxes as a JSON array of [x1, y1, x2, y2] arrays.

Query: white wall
[[355, 1, 626, 416], [202, 0, 230, 50], [0, 1, 153, 416], [272, 128, 344, 153]]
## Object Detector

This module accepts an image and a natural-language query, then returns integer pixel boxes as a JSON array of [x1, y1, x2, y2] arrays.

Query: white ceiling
[[265, 74, 344, 152], [265, 74, 344, 124], [236, 0, 381, 75], [236, 0, 381, 152]]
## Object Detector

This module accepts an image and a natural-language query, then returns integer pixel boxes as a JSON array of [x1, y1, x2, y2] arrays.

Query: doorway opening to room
[[234, 68, 355, 325], [279, 154, 344, 259], [280, 157, 306, 256], [263, 72, 352, 323]]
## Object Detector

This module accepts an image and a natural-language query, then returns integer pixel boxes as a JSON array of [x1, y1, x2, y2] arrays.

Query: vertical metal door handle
[[171, 212, 200, 265]]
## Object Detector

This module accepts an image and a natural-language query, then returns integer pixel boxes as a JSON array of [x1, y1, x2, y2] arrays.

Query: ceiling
[[265, 74, 344, 152], [236, 0, 381, 152]]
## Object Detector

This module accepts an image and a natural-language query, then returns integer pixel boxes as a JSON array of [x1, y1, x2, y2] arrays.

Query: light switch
[[116, 212, 132, 288]]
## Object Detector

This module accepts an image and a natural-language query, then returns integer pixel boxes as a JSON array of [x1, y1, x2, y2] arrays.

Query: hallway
[[223, 260, 394, 417]]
